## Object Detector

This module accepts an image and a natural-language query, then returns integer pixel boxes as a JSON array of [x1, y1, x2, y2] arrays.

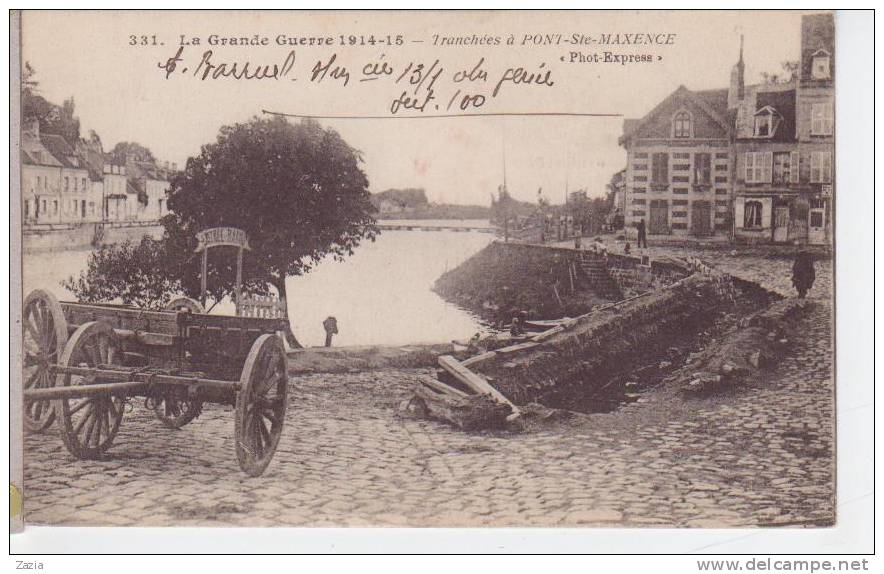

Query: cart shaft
[[24, 380, 149, 401], [52, 365, 240, 391]]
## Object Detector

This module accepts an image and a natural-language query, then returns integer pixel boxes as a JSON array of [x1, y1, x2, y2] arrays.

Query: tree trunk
[[270, 275, 302, 349]]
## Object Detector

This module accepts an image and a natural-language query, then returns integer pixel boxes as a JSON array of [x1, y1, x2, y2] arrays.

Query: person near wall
[[636, 218, 648, 249], [322, 316, 339, 347], [791, 250, 816, 299]]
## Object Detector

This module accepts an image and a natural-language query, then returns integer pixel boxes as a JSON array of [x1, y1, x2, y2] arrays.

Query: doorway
[[773, 205, 790, 243], [691, 201, 712, 236], [649, 200, 669, 234], [808, 199, 827, 245]]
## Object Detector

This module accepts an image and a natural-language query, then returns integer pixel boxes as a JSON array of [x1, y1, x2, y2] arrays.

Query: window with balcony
[[772, 151, 797, 184]]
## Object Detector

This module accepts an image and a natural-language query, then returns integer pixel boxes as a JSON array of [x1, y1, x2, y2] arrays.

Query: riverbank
[[22, 221, 163, 253], [432, 241, 614, 324]]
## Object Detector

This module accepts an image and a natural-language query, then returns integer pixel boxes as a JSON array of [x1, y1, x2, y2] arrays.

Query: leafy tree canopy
[[111, 141, 156, 165], [66, 116, 378, 320]]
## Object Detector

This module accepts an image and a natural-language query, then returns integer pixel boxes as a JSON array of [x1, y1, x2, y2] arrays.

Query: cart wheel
[[152, 394, 203, 429], [56, 321, 126, 459], [165, 297, 205, 314], [22, 289, 68, 433], [235, 334, 288, 477]]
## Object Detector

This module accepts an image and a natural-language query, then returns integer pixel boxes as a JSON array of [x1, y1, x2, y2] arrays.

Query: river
[[21, 221, 495, 348]]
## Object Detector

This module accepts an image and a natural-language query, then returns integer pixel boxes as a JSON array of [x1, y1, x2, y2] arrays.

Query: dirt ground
[[22, 250, 834, 528]]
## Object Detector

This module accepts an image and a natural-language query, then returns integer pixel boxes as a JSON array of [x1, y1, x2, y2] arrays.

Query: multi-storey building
[[103, 159, 130, 221], [39, 132, 92, 222], [732, 12, 834, 245], [21, 120, 173, 226], [21, 120, 63, 223], [127, 159, 175, 221], [619, 12, 834, 246], [21, 120, 94, 224], [619, 86, 733, 238], [795, 13, 834, 245]]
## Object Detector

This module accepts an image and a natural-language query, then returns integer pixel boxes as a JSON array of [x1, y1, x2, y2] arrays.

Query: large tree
[[110, 141, 156, 165], [65, 116, 378, 344]]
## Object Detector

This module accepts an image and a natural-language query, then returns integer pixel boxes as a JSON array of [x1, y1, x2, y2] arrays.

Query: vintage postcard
[[11, 9, 847, 536]]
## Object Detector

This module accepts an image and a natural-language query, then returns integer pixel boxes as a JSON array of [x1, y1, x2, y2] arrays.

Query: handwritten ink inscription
[[156, 46, 556, 116]]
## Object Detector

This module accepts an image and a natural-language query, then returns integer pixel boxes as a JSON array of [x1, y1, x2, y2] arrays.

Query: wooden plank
[[61, 302, 180, 334], [461, 351, 497, 368], [523, 317, 571, 329], [418, 375, 470, 398], [410, 384, 511, 431], [113, 329, 177, 346], [437, 355, 519, 414], [496, 341, 539, 354], [531, 325, 565, 342]]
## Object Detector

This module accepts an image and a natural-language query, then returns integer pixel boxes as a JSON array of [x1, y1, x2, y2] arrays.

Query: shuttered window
[[693, 153, 711, 185], [810, 152, 833, 183], [745, 152, 773, 183], [651, 153, 669, 184], [811, 103, 834, 136], [790, 151, 800, 183]]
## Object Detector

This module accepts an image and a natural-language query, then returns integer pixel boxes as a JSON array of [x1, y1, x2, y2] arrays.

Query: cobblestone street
[[23, 252, 834, 528]]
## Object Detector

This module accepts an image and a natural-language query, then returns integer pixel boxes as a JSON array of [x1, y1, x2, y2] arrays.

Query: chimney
[[171, 162, 177, 172], [164, 161, 170, 171], [727, 35, 745, 109]]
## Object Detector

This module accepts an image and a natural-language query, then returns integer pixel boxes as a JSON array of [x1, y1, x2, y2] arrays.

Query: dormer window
[[672, 110, 692, 138], [811, 49, 831, 80], [753, 106, 781, 138]]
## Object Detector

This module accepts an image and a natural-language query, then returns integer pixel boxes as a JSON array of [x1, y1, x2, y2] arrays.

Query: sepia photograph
[[7, 8, 874, 557]]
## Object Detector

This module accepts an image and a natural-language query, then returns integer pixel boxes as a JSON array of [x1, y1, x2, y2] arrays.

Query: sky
[[21, 10, 811, 205]]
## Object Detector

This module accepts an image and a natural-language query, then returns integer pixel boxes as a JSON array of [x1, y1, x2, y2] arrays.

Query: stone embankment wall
[[474, 272, 742, 405], [433, 240, 692, 322], [23, 222, 163, 252]]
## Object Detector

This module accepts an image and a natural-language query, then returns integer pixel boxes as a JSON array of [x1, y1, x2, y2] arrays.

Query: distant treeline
[[372, 187, 491, 220]]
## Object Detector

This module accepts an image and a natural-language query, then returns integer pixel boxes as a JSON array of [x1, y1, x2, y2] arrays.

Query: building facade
[[619, 86, 733, 239], [22, 121, 64, 223], [21, 120, 96, 224], [619, 12, 834, 246], [21, 122, 175, 226], [732, 13, 834, 245]]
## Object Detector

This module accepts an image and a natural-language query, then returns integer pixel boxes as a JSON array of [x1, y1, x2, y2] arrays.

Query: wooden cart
[[21, 227, 291, 477]]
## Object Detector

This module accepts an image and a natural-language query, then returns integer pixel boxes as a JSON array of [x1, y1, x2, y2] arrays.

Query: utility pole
[[501, 131, 509, 243]]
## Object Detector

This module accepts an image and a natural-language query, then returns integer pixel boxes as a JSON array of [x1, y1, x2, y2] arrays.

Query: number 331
[[129, 35, 159, 46]]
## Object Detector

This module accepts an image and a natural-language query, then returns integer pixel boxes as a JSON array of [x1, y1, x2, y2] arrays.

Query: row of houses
[[21, 120, 176, 225], [619, 13, 834, 245]]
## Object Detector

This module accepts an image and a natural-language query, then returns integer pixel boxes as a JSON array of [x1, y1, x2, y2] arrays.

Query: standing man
[[637, 218, 648, 249], [322, 316, 338, 347], [791, 250, 816, 299]]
